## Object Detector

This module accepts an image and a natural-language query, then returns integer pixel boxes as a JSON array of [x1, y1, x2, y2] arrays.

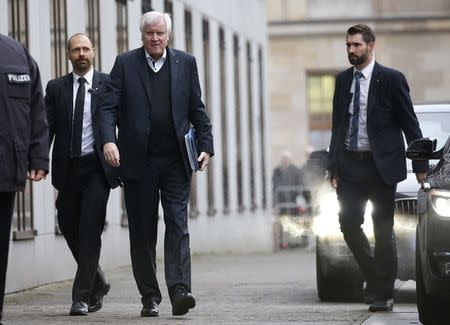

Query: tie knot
[[355, 71, 363, 80], [78, 77, 86, 85]]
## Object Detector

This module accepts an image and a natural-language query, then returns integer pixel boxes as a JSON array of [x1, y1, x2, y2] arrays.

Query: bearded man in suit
[[327, 24, 428, 312], [45, 33, 118, 316]]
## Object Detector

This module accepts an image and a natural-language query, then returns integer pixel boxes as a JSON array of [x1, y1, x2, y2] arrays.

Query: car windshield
[[406, 111, 450, 171]]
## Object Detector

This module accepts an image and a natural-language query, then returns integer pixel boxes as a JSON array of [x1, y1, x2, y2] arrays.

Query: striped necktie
[[350, 71, 363, 150]]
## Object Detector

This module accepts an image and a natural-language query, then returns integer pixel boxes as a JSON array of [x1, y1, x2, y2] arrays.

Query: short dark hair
[[347, 24, 375, 44]]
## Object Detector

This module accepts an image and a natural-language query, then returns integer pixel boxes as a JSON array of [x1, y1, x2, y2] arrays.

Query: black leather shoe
[[141, 302, 159, 317], [369, 298, 394, 312], [172, 289, 196, 316], [88, 282, 111, 312], [70, 301, 89, 315]]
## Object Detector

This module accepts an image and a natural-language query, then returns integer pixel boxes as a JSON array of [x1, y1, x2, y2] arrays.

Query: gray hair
[[140, 11, 172, 35]]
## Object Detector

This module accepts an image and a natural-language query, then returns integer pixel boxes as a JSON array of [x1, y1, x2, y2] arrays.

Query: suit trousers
[[0, 192, 14, 321], [56, 154, 110, 303], [124, 154, 191, 306], [337, 152, 397, 299]]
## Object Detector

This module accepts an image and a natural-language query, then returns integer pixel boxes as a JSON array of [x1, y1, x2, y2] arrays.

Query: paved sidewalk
[[3, 250, 419, 324]]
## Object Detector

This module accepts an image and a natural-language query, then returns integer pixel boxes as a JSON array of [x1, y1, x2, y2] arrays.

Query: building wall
[[267, 0, 450, 168], [1, 0, 271, 293]]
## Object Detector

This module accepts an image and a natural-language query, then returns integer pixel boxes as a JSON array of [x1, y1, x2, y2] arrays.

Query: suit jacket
[[99, 47, 214, 180], [328, 62, 428, 185], [45, 70, 119, 191]]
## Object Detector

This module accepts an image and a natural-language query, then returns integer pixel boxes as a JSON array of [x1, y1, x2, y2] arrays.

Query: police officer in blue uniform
[[0, 33, 49, 324]]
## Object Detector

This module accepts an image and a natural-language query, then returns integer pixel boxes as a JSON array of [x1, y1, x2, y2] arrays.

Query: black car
[[314, 104, 450, 302], [407, 108, 450, 324]]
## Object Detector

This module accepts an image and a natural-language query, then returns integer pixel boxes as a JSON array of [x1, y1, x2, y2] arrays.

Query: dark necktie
[[71, 77, 86, 158], [350, 71, 363, 150]]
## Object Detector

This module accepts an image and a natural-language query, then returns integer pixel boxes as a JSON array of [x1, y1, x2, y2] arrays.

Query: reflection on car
[[313, 103, 450, 302]]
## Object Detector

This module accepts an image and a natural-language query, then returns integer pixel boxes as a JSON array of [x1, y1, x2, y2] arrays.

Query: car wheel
[[416, 228, 434, 324], [316, 237, 363, 301], [416, 228, 450, 324]]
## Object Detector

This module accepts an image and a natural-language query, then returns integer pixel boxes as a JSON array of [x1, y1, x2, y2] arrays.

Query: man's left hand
[[198, 152, 211, 171], [416, 172, 427, 184], [28, 169, 47, 181]]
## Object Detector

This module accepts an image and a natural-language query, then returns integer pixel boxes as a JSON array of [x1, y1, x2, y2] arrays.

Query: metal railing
[[12, 180, 37, 240]]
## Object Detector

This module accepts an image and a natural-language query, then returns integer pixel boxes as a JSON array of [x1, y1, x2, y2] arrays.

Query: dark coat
[[45, 70, 119, 191], [99, 47, 214, 180], [0, 34, 49, 192], [328, 62, 428, 185]]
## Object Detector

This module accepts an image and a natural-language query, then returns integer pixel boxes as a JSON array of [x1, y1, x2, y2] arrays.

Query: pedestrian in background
[[0, 33, 49, 324], [100, 11, 214, 317], [327, 24, 428, 312], [45, 33, 119, 316], [272, 151, 302, 215]]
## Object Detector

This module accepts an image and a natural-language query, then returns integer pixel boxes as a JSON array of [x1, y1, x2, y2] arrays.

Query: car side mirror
[[406, 138, 443, 160]]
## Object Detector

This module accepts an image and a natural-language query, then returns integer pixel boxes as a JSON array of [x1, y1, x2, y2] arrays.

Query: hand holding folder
[[184, 127, 200, 172]]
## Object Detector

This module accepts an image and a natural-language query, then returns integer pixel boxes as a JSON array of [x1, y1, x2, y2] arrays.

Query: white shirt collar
[[73, 67, 94, 86], [145, 48, 167, 64]]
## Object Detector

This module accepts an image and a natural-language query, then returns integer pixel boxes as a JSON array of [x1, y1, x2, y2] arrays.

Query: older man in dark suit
[[100, 11, 213, 317], [45, 33, 119, 316], [328, 24, 428, 312]]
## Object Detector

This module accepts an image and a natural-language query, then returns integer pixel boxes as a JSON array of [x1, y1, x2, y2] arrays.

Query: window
[[116, 0, 128, 54], [12, 183, 36, 240], [234, 35, 244, 212], [86, 0, 101, 70], [141, 0, 152, 13], [49, 0, 68, 78], [258, 46, 267, 209], [307, 73, 336, 148], [203, 19, 215, 217], [164, 0, 173, 47], [219, 27, 229, 215], [184, 9, 192, 53], [247, 41, 256, 210], [8, 0, 28, 47], [121, 189, 128, 227], [189, 179, 199, 219]]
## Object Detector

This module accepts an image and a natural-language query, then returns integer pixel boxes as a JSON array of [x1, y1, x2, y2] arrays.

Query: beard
[[73, 59, 91, 72], [348, 51, 368, 66]]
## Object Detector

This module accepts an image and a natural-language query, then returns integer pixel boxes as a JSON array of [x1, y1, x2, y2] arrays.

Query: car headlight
[[312, 184, 374, 239], [430, 189, 450, 217]]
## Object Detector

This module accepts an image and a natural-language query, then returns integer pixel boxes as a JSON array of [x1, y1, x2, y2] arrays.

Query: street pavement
[[3, 249, 420, 324]]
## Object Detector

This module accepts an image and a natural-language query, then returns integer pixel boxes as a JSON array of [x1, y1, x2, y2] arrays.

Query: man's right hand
[[103, 142, 120, 167], [329, 176, 338, 188]]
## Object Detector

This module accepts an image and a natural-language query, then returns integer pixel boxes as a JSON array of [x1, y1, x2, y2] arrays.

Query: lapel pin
[[88, 87, 99, 95]]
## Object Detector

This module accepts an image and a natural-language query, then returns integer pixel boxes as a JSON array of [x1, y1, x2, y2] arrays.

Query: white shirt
[[145, 48, 167, 73], [345, 57, 375, 151], [72, 67, 95, 156]]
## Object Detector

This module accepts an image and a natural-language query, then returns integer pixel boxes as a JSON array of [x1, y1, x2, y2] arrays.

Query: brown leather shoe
[[141, 301, 159, 317]]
